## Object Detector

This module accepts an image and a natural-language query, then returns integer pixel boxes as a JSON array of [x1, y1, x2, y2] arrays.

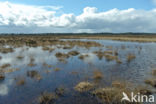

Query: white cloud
[[0, 1, 156, 33]]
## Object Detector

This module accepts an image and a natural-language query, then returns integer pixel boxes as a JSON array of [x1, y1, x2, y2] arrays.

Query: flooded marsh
[[0, 35, 156, 104]]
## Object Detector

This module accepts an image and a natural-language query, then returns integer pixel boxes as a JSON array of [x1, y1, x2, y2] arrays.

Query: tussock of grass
[[0, 47, 14, 53], [55, 87, 65, 96], [28, 57, 36, 67], [53, 68, 61, 72], [93, 70, 103, 80], [42, 47, 55, 52], [116, 59, 122, 64], [63, 46, 73, 49], [94, 50, 120, 62], [112, 81, 126, 89], [58, 58, 67, 63], [55, 52, 69, 59], [93, 81, 142, 104], [16, 79, 25, 86], [145, 79, 156, 88], [2, 68, 20, 73], [16, 56, 24, 60], [106, 46, 113, 49], [78, 54, 89, 60], [0, 73, 5, 80], [42, 63, 52, 68], [28, 63, 36, 67], [92, 88, 123, 103], [104, 54, 117, 61], [74, 81, 94, 92], [68, 51, 80, 56], [27, 70, 42, 81], [152, 69, 156, 76], [38, 92, 57, 104], [104, 50, 113, 55], [0, 63, 11, 69], [93, 51, 104, 60], [127, 53, 136, 62]]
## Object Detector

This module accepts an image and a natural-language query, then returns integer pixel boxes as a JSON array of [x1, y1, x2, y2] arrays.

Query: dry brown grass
[[38, 92, 57, 104], [42, 47, 55, 52], [53, 68, 61, 72], [152, 69, 156, 76], [93, 51, 104, 60], [68, 51, 80, 56], [78, 54, 89, 60], [92, 88, 123, 103], [92, 81, 142, 104], [16, 56, 24, 60], [27, 70, 42, 81], [0, 73, 5, 80], [93, 70, 103, 80], [55, 52, 69, 59], [42, 63, 52, 68], [28, 63, 36, 67], [104, 54, 118, 61], [116, 59, 122, 64], [127, 53, 136, 62], [2, 68, 20, 73], [16, 79, 26, 86], [0, 63, 11, 69], [74, 81, 94, 92], [145, 79, 156, 88], [0, 47, 14, 54], [28, 57, 36, 67]]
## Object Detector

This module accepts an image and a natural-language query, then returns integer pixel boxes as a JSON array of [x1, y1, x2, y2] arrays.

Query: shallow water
[[0, 39, 156, 104]]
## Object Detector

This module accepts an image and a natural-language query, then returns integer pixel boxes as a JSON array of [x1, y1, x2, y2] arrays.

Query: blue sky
[[2, 0, 154, 14], [0, 0, 156, 33]]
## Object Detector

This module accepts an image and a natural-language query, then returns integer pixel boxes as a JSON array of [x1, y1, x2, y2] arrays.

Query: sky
[[0, 0, 156, 33]]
